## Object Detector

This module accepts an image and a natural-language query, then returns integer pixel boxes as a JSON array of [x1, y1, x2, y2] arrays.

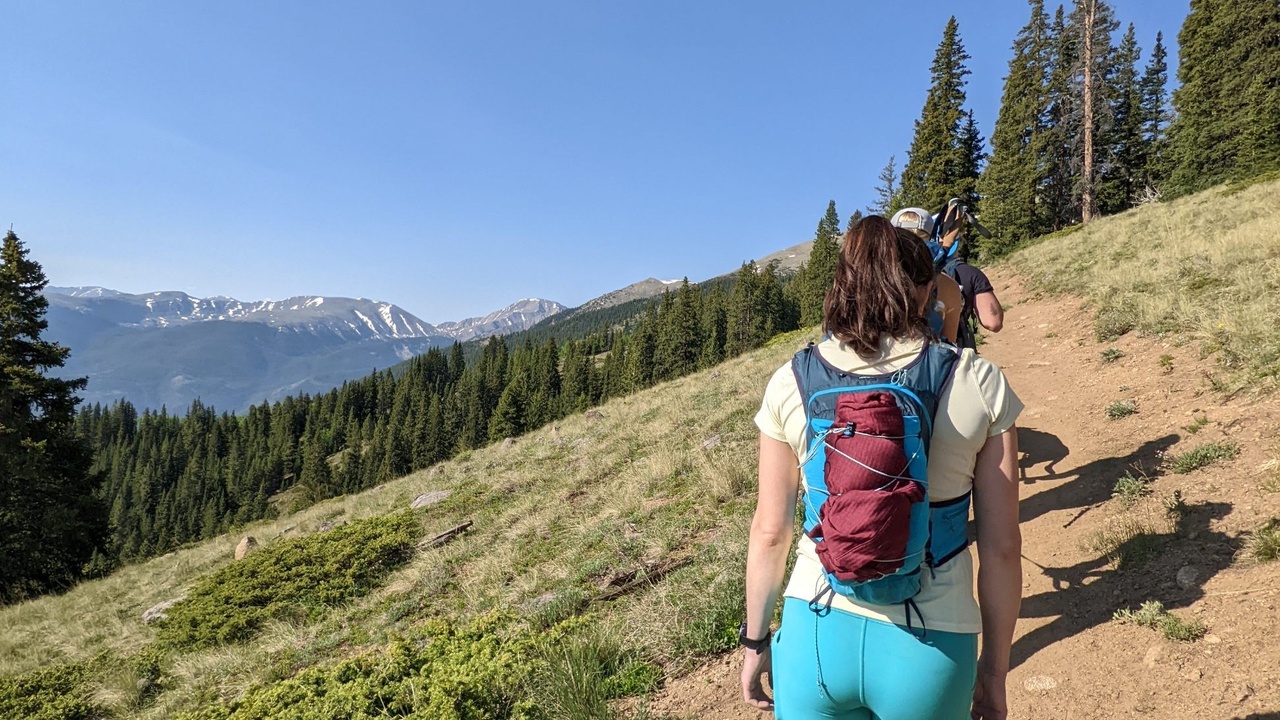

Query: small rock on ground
[[142, 597, 184, 624], [1023, 675, 1058, 692], [411, 490, 451, 510]]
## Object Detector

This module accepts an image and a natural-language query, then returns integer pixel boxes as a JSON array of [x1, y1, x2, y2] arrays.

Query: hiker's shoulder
[[951, 349, 1011, 389]]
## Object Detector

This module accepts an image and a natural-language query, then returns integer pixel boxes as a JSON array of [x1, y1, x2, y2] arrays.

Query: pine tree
[[0, 231, 109, 602], [958, 109, 986, 210], [844, 209, 863, 233], [1168, 0, 1280, 193], [899, 17, 974, 211], [1043, 6, 1081, 229], [978, 0, 1052, 256], [1097, 23, 1143, 215], [1137, 31, 1170, 194], [869, 156, 899, 215], [797, 201, 841, 327], [699, 286, 728, 368]]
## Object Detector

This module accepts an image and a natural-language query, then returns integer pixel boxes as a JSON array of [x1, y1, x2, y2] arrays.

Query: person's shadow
[[1019, 433, 1181, 526], [1018, 427, 1070, 483], [1012, 500, 1237, 669]]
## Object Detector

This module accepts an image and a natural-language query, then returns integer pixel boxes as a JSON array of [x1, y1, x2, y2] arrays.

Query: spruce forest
[[3, 0, 1279, 607]]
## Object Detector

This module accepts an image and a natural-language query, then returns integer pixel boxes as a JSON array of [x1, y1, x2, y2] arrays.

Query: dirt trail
[[644, 270, 1280, 719]]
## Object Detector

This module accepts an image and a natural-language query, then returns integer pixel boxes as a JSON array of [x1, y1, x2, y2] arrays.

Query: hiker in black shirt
[[950, 258, 1003, 349]]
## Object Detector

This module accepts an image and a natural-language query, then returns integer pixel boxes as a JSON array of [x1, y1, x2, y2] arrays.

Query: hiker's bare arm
[[976, 291, 1004, 333], [973, 426, 1021, 679], [937, 273, 963, 344], [742, 433, 799, 709], [745, 433, 799, 639]]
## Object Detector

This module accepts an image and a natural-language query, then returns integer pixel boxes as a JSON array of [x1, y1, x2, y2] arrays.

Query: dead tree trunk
[[1081, 0, 1097, 223]]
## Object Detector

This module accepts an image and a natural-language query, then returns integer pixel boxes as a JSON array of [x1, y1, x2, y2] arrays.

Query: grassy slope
[[0, 321, 817, 717], [1008, 177, 1280, 392], [5, 179, 1279, 717]]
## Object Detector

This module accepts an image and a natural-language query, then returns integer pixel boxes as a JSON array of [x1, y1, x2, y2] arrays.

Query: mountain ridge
[[43, 287, 565, 412]]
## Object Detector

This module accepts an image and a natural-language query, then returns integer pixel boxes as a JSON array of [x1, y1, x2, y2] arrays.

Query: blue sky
[[2, 1, 1187, 323]]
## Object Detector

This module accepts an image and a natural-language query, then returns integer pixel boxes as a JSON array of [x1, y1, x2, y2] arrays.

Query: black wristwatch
[[738, 621, 772, 653]]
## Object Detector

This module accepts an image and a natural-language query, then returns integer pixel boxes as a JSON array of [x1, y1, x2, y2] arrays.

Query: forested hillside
[[75, 213, 848, 565]]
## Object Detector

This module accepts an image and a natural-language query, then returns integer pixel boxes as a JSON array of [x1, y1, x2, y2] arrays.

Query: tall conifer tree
[[899, 17, 974, 211], [0, 231, 109, 602], [1098, 23, 1143, 215], [1043, 6, 1081, 229], [869, 156, 899, 215], [1168, 0, 1280, 193], [978, 0, 1052, 256], [797, 201, 840, 327], [1137, 32, 1170, 194]]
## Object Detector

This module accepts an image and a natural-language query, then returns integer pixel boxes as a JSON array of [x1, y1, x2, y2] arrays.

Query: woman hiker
[[741, 216, 1024, 720]]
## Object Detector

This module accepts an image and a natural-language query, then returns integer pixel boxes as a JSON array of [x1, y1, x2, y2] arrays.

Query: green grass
[[1113, 600, 1208, 642], [1009, 177, 1280, 392], [1105, 400, 1138, 420], [1260, 461, 1280, 494], [0, 324, 816, 718], [1166, 441, 1240, 474], [1183, 415, 1209, 434], [1111, 472, 1152, 508], [1249, 519, 1280, 563]]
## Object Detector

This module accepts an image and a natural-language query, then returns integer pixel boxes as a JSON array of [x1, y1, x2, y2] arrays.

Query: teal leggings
[[772, 598, 978, 720]]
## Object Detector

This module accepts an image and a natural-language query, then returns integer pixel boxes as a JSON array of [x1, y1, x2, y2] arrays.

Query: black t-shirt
[[951, 261, 994, 322]]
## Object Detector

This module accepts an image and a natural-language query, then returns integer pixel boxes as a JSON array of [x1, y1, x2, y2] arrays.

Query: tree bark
[[1081, 0, 1097, 223]]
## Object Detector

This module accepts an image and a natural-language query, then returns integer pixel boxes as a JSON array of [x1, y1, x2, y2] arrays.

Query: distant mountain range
[[44, 287, 563, 412], [45, 237, 814, 414]]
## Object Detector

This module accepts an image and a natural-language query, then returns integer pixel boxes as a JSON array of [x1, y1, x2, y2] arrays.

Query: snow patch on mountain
[[45, 287, 565, 345]]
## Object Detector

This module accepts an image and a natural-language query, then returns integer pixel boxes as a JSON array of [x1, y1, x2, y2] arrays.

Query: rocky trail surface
[[643, 270, 1280, 719]]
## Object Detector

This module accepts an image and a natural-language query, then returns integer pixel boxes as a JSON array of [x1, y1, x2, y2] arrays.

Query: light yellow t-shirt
[[754, 336, 1022, 634]]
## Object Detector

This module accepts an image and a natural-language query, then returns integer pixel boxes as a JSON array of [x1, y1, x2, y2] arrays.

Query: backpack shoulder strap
[[896, 342, 961, 448]]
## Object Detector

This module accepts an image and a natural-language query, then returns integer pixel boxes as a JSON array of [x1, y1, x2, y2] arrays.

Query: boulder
[[701, 434, 723, 450], [234, 536, 258, 560], [142, 597, 183, 624], [501, 438, 515, 449], [411, 490, 451, 510], [584, 409, 604, 421]]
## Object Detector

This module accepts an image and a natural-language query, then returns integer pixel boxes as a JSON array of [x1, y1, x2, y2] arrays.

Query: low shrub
[[0, 657, 104, 720], [1101, 348, 1125, 364], [1105, 400, 1138, 420], [157, 511, 424, 650], [1166, 441, 1239, 474], [1113, 600, 1207, 642], [1111, 472, 1151, 507], [1249, 518, 1280, 563], [178, 613, 544, 720]]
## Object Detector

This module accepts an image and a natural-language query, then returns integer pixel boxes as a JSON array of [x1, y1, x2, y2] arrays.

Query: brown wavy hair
[[822, 215, 936, 357]]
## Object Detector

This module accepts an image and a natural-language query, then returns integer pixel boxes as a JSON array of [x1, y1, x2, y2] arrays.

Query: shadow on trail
[[1232, 714, 1280, 720], [1019, 433, 1181, 526], [1012, 501, 1237, 669], [1018, 427, 1070, 482]]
